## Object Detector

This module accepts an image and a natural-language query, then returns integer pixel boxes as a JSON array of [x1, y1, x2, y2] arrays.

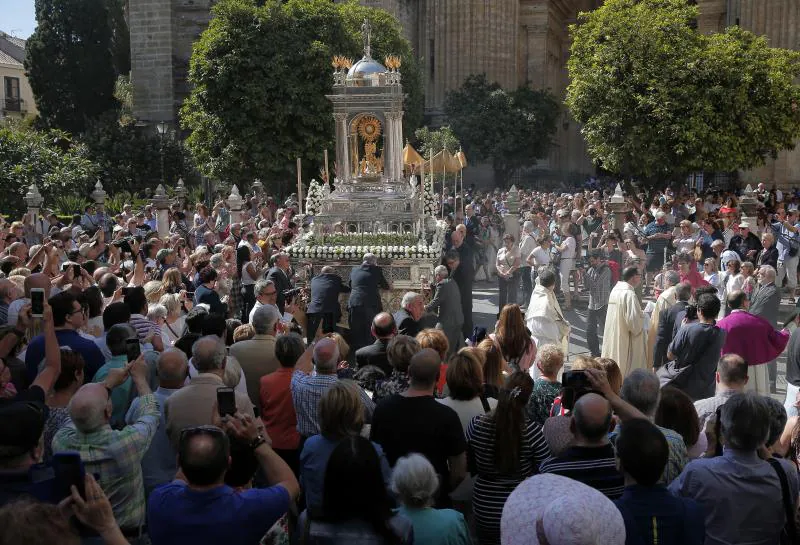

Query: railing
[[2, 98, 25, 113]]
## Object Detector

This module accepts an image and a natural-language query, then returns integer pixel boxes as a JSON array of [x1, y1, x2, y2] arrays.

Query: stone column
[[152, 184, 171, 238], [503, 185, 521, 242], [334, 113, 350, 183], [739, 184, 759, 224], [174, 177, 187, 210], [395, 111, 404, 184], [227, 185, 246, 225], [91, 181, 108, 237], [24, 184, 44, 243], [606, 184, 630, 233]]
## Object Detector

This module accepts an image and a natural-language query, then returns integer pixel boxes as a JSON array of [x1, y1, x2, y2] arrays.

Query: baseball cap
[[739, 221, 751, 229]]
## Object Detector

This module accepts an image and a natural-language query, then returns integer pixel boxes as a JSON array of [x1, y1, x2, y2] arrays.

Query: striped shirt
[[539, 444, 625, 499], [129, 314, 161, 343]]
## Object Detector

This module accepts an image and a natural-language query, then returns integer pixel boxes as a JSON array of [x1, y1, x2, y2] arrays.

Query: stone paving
[[471, 279, 791, 402]]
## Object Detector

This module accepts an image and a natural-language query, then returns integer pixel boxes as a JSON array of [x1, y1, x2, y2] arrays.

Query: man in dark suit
[[348, 253, 391, 352], [265, 252, 292, 314], [750, 264, 782, 389], [355, 312, 396, 376], [306, 266, 350, 343], [653, 282, 692, 369], [446, 229, 474, 338], [393, 291, 425, 338], [426, 265, 464, 355]]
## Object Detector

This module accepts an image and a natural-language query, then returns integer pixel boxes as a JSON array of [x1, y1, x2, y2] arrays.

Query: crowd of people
[[1, 182, 800, 545]]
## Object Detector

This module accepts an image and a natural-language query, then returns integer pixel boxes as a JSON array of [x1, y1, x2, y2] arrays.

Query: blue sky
[[1, 0, 36, 38]]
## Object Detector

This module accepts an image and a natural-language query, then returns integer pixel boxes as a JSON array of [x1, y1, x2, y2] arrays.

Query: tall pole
[[441, 149, 446, 220], [420, 159, 426, 234], [297, 157, 303, 214], [324, 149, 330, 186], [159, 135, 166, 188]]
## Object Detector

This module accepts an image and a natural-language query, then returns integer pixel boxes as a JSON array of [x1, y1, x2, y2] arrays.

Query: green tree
[[0, 122, 100, 216], [444, 74, 559, 182], [566, 0, 800, 187], [415, 125, 460, 156], [181, 0, 423, 191], [25, 0, 119, 134]]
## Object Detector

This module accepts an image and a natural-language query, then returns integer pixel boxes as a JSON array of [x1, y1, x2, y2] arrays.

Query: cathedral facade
[[129, 0, 800, 187]]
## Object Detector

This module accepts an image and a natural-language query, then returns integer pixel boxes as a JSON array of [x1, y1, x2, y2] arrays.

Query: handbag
[[767, 457, 799, 545]]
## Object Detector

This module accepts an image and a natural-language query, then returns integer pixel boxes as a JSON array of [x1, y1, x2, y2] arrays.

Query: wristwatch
[[248, 434, 267, 451]]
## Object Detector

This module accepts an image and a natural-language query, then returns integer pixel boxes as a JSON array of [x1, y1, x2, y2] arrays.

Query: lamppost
[[156, 121, 168, 188]]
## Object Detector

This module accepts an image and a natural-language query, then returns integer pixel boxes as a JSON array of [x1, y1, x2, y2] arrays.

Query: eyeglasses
[[68, 307, 86, 316], [262, 290, 277, 296]]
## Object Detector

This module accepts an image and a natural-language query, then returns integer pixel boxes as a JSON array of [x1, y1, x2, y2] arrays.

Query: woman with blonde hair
[[477, 338, 508, 399], [143, 280, 165, 304], [192, 202, 213, 247], [491, 304, 535, 373], [299, 380, 391, 516], [161, 268, 185, 295], [159, 293, 186, 346], [416, 328, 450, 395]]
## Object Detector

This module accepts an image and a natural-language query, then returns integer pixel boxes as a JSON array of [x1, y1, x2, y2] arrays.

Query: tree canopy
[[181, 0, 423, 192], [444, 74, 559, 182], [0, 123, 100, 216], [415, 125, 460, 156], [566, 0, 800, 184], [25, 0, 123, 133]]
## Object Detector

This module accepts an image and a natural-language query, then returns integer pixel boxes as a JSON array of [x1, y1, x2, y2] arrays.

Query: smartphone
[[73, 264, 81, 278], [30, 288, 45, 317], [185, 291, 195, 300], [562, 370, 592, 391], [125, 338, 141, 363], [217, 387, 236, 417], [53, 451, 85, 500]]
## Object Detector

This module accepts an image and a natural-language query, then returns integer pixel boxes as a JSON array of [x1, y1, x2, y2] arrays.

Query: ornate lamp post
[[156, 121, 169, 188], [606, 184, 630, 233], [252, 179, 264, 196], [24, 183, 44, 242]]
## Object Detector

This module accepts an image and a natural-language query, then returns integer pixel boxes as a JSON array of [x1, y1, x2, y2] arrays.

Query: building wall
[[0, 62, 38, 119], [129, 0, 174, 125]]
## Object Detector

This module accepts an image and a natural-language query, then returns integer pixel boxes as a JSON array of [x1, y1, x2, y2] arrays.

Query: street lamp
[[156, 121, 169, 188]]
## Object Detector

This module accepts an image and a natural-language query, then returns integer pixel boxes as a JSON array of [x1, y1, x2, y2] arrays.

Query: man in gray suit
[[425, 265, 464, 355], [750, 265, 782, 389]]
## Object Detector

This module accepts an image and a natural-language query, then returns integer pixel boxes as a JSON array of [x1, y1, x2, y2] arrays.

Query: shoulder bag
[[768, 457, 799, 545]]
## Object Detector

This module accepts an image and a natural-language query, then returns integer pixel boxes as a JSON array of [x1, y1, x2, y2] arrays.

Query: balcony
[[2, 98, 26, 113]]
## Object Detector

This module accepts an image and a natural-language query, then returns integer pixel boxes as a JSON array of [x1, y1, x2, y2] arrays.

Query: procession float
[[286, 20, 447, 315]]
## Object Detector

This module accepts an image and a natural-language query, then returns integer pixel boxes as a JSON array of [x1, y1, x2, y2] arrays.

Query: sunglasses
[[180, 425, 226, 442]]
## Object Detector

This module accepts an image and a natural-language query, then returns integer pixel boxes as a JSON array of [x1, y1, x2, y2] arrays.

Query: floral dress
[[373, 370, 410, 404]]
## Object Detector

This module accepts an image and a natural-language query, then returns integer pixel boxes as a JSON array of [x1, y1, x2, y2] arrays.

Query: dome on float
[[347, 56, 387, 80]]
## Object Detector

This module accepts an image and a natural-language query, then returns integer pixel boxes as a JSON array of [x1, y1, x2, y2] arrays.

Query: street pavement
[[471, 278, 792, 401]]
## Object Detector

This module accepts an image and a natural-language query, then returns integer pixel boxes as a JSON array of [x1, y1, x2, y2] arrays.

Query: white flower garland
[[423, 175, 439, 216], [287, 220, 448, 261], [305, 179, 327, 215]]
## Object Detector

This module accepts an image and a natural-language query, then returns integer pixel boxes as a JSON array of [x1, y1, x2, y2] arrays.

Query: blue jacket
[[615, 484, 705, 545], [307, 273, 350, 315]]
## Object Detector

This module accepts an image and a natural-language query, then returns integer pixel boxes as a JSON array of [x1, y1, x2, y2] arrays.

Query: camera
[[111, 237, 133, 254], [283, 286, 302, 303]]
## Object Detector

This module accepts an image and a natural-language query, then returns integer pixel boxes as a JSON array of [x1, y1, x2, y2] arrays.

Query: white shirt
[[6, 297, 29, 327], [248, 301, 281, 325], [528, 246, 551, 266], [559, 236, 577, 259]]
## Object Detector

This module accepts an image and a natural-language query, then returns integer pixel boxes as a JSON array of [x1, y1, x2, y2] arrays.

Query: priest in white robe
[[526, 266, 569, 379], [602, 266, 647, 377]]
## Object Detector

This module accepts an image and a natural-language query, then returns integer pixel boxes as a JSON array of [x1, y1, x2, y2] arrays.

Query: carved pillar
[[384, 113, 395, 182], [334, 113, 350, 183], [395, 111, 404, 183]]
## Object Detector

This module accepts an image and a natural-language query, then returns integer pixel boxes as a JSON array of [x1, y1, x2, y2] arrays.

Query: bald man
[[126, 349, 188, 497], [355, 312, 397, 376], [369, 348, 467, 508], [52, 354, 159, 532], [540, 393, 624, 499]]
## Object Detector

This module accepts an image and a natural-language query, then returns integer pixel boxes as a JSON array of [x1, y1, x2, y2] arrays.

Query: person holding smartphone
[[52, 352, 158, 538]]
